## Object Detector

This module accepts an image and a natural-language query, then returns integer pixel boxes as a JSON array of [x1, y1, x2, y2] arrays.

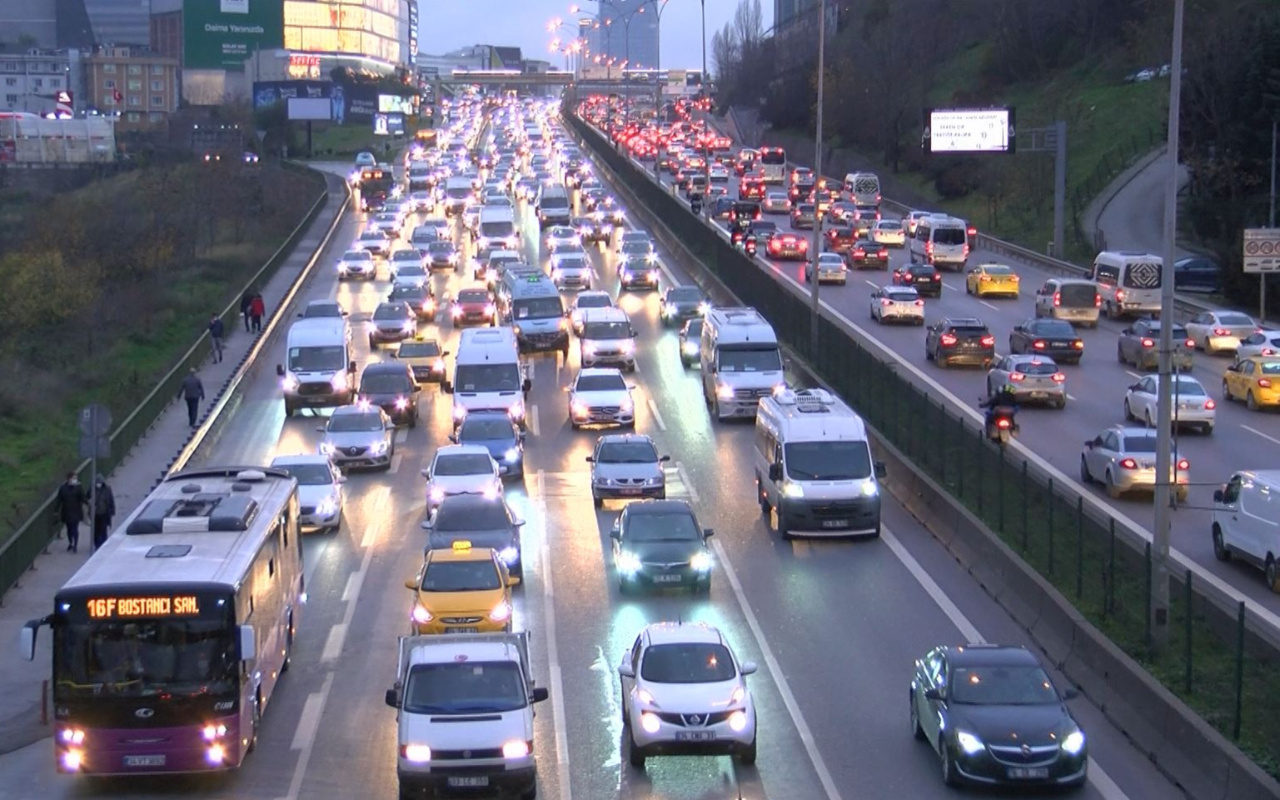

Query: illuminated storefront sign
[[288, 53, 321, 79], [283, 0, 405, 66]]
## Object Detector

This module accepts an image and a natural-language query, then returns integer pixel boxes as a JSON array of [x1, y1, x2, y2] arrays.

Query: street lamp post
[[699, 0, 710, 196], [808, 0, 827, 356], [1151, 0, 1185, 652]]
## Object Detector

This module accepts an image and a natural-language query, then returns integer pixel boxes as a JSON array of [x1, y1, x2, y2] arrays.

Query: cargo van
[[1033, 278, 1101, 327], [476, 206, 519, 257], [842, 172, 881, 207], [442, 176, 473, 216], [1212, 471, 1280, 590], [277, 318, 356, 416], [1089, 251, 1162, 319], [701, 307, 785, 420], [909, 214, 969, 270], [536, 185, 572, 228], [754, 388, 886, 538], [441, 327, 530, 428]]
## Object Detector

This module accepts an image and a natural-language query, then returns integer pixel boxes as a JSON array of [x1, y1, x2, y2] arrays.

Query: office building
[[83, 45, 178, 130], [0, 48, 79, 115], [283, 0, 412, 71], [81, 0, 150, 45], [594, 0, 659, 70]]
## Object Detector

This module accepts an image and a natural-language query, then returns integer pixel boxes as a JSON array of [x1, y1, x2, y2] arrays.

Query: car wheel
[[1222, 379, 1232, 402], [737, 735, 757, 766], [593, 495, 603, 509], [1105, 471, 1122, 499], [1144, 410, 1154, 428], [1202, 422, 1214, 435], [283, 399, 294, 418], [910, 691, 926, 740], [1203, 337, 1212, 352], [520, 784, 537, 800], [776, 508, 792, 540], [1056, 396, 1067, 410], [1267, 556, 1280, 594], [1212, 524, 1231, 562], [409, 411, 418, 429], [1248, 390, 1260, 411], [626, 725, 646, 769], [1123, 400, 1134, 421], [757, 478, 770, 515], [1116, 344, 1126, 364], [940, 742, 959, 787]]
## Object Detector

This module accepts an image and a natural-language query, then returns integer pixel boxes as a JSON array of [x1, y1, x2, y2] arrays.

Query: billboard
[[378, 94, 413, 114], [252, 81, 377, 123], [184, 0, 284, 71], [373, 113, 404, 136], [288, 97, 331, 121], [923, 108, 1015, 154], [1244, 229, 1280, 274]]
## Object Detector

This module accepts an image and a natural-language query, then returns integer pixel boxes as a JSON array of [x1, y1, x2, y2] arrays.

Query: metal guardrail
[[0, 161, 332, 603]]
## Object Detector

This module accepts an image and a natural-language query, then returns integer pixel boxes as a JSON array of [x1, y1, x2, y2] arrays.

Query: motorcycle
[[982, 400, 1019, 445], [744, 234, 758, 257]]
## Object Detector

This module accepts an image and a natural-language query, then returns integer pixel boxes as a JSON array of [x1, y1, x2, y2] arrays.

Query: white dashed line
[[528, 403, 541, 437], [979, 300, 999, 311], [674, 461, 699, 503], [1125, 370, 1144, 380], [1243, 424, 1280, 446], [647, 398, 667, 431]]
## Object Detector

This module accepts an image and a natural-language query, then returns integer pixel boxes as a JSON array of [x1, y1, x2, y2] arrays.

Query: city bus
[[759, 146, 787, 184], [20, 467, 304, 776], [358, 166, 394, 211]]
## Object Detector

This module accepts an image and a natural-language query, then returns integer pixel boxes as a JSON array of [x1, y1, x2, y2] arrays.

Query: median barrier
[[564, 107, 1280, 798]]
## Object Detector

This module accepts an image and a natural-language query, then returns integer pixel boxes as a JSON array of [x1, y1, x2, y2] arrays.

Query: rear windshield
[[933, 228, 967, 246], [952, 326, 989, 337], [1014, 361, 1058, 376], [1058, 283, 1097, 305], [1123, 435, 1158, 452], [1220, 313, 1254, 326], [1034, 320, 1076, 337], [541, 195, 570, 209]]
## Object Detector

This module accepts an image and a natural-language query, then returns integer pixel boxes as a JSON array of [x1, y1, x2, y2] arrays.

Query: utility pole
[[1266, 118, 1276, 321], [700, 0, 710, 200], [808, 0, 827, 356], [1151, 0, 1185, 653]]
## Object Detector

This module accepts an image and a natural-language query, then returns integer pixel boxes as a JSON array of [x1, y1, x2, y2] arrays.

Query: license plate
[[1029, 392, 1048, 399], [621, 488, 643, 495], [124, 755, 166, 767], [675, 731, 716, 742], [1051, 341, 1069, 347], [447, 776, 490, 788], [822, 520, 848, 528], [653, 574, 683, 583], [1007, 767, 1049, 780], [449, 626, 479, 633]]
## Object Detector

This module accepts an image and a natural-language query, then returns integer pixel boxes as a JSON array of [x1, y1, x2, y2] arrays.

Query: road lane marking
[[340, 571, 363, 602], [320, 622, 346, 663], [710, 536, 843, 800], [864, 279, 880, 289], [290, 674, 332, 751], [1125, 370, 1144, 380], [647, 398, 667, 431], [533, 471, 574, 800], [1068, 394, 1078, 402], [675, 461, 699, 503], [389, 453, 402, 474], [979, 300, 999, 311], [1244, 424, 1280, 446], [395, 428, 408, 445], [529, 403, 541, 436], [880, 524, 1128, 800], [283, 671, 335, 800], [323, 491, 385, 662]]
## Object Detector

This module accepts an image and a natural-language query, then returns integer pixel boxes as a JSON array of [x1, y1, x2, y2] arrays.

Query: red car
[[767, 232, 809, 261], [451, 287, 497, 328], [849, 240, 890, 269]]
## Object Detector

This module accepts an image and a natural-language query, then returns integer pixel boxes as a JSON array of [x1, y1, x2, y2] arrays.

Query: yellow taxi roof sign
[[452, 540, 472, 551]]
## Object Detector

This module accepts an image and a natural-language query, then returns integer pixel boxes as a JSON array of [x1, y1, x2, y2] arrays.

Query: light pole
[[1152, 0, 1185, 652], [697, 0, 709, 195], [808, 0, 827, 356], [644, 0, 671, 70]]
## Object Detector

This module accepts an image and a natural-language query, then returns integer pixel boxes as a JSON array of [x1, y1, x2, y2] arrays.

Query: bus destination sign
[[86, 595, 201, 619]]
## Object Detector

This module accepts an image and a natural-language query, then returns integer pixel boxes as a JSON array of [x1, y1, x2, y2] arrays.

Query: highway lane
[[622, 123, 1280, 616], [0, 130, 1176, 800]]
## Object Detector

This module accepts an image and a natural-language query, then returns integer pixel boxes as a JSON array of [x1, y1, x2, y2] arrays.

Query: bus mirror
[[768, 463, 782, 482], [385, 688, 399, 708], [18, 620, 41, 661], [238, 625, 256, 661], [276, 364, 285, 377]]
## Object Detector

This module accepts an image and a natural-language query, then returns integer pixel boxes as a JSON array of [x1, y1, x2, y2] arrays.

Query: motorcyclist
[[981, 383, 1020, 433]]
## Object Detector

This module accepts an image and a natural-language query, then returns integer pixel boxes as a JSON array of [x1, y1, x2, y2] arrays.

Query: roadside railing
[[566, 108, 1280, 780]]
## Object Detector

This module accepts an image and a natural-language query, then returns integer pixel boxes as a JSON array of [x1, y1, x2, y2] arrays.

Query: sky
[[420, 0, 773, 73]]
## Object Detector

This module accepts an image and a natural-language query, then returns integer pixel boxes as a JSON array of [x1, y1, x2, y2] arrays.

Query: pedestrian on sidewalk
[[240, 290, 254, 332], [208, 313, 225, 363], [92, 475, 115, 551], [249, 293, 265, 333], [54, 472, 88, 553], [179, 367, 205, 428]]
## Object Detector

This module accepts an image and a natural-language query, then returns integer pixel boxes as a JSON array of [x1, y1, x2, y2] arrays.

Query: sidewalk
[[1084, 145, 1194, 259], [0, 168, 349, 755]]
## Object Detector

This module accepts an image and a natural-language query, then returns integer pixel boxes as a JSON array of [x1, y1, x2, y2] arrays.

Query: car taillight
[[1264, 348, 1276, 356], [878, 250, 887, 259], [1119, 458, 1138, 469], [932, 274, 941, 281], [963, 244, 971, 256], [1115, 289, 1125, 301], [881, 298, 892, 306], [940, 333, 958, 346], [1033, 340, 1046, 349], [1177, 459, 1190, 470], [925, 241, 933, 255], [1204, 398, 1217, 410], [980, 335, 996, 347], [1213, 328, 1229, 336], [1185, 339, 1195, 348], [1094, 293, 1102, 307], [1259, 378, 1273, 388], [980, 275, 990, 282], [1009, 372, 1026, 382], [967, 226, 977, 236], [1141, 338, 1155, 348], [996, 417, 1012, 429], [1052, 373, 1066, 383], [915, 299, 924, 307]]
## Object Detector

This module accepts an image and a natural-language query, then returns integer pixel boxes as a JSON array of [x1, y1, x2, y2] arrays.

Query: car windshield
[[950, 665, 1059, 705], [514, 298, 563, 319], [1219, 313, 1254, 326], [289, 345, 346, 372], [877, 221, 902, 230], [421, 559, 501, 592], [359, 231, 383, 241], [718, 348, 782, 373], [396, 266, 426, 277], [557, 257, 588, 270], [783, 441, 872, 480], [399, 342, 439, 358], [457, 290, 491, 304], [403, 662, 525, 714], [1171, 379, 1206, 396], [583, 321, 630, 340], [640, 643, 736, 684], [275, 463, 333, 485], [435, 453, 495, 477], [576, 296, 612, 313], [984, 265, 1013, 275], [361, 373, 412, 393], [373, 305, 409, 321], [599, 441, 657, 463], [303, 303, 342, 318], [1033, 320, 1076, 337], [622, 242, 652, 256], [390, 287, 427, 302], [625, 510, 701, 542], [328, 412, 383, 432], [436, 501, 509, 530], [1122, 435, 1158, 452], [576, 374, 626, 392], [668, 288, 701, 302], [343, 251, 370, 261], [1012, 361, 1058, 376], [454, 363, 520, 392], [461, 417, 515, 440]]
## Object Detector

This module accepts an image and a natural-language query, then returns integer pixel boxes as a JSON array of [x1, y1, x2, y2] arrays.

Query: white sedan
[[421, 445, 503, 513], [762, 191, 791, 214], [1236, 329, 1280, 359], [545, 225, 582, 251], [568, 368, 635, 428], [270, 454, 345, 532], [1123, 374, 1215, 434], [1185, 311, 1258, 354], [871, 219, 906, 247], [870, 285, 924, 325]]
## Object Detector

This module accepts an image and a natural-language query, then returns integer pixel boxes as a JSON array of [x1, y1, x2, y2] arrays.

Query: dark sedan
[[849, 239, 889, 270], [910, 644, 1087, 788], [1008, 318, 1085, 364], [388, 283, 437, 322], [660, 286, 708, 327], [426, 240, 460, 272], [610, 500, 714, 594], [426, 494, 525, 578], [894, 263, 943, 297], [1117, 319, 1194, 371], [451, 287, 497, 327], [454, 411, 525, 479], [356, 361, 420, 426]]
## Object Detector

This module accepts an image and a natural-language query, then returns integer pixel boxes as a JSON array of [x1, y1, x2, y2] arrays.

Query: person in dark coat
[[249, 294, 265, 333], [92, 475, 116, 551], [209, 313, 225, 363], [179, 367, 206, 428], [55, 472, 88, 553], [240, 290, 254, 332]]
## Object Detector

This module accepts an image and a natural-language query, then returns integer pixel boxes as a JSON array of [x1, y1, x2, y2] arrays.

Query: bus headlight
[[205, 744, 226, 764], [61, 749, 83, 772], [716, 383, 735, 401], [59, 728, 86, 745]]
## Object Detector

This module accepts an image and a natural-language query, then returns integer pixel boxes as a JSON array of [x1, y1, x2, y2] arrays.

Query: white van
[[909, 214, 969, 270], [277, 318, 355, 416], [1212, 471, 1280, 589], [442, 176, 473, 216], [843, 172, 881, 207], [476, 206, 519, 257], [754, 388, 886, 538], [1089, 251, 1162, 319], [441, 326, 530, 428], [536, 185, 572, 228], [700, 307, 785, 420]]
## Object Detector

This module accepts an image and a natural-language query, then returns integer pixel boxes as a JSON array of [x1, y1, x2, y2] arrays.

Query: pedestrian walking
[[249, 293, 265, 333], [240, 290, 254, 332], [92, 475, 116, 551], [54, 472, 88, 553], [179, 367, 205, 428], [208, 313, 225, 363]]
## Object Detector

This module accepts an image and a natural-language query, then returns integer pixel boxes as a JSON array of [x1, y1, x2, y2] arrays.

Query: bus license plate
[[124, 755, 166, 767], [822, 520, 848, 528], [675, 731, 716, 742], [1007, 767, 1048, 780], [447, 776, 489, 788], [653, 574, 683, 583]]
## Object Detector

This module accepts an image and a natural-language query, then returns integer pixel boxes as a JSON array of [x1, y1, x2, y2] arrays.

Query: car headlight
[[508, 399, 525, 420], [682, 342, 699, 355], [489, 601, 513, 623], [1061, 730, 1085, 755], [317, 496, 338, 517], [411, 605, 433, 624], [697, 302, 710, 316], [319, 442, 335, 455], [620, 397, 634, 414], [282, 374, 299, 391], [616, 550, 642, 574], [690, 552, 713, 572], [716, 383, 735, 401], [498, 545, 520, 564], [582, 342, 597, 356], [728, 710, 749, 732], [402, 322, 415, 333], [370, 440, 390, 455], [428, 487, 444, 504], [394, 397, 409, 410], [956, 730, 984, 756], [402, 743, 432, 763], [861, 480, 879, 498], [646, 253, 657, 263], [620, 340, 635, 353], [453, 405, 467, 421], [504, 447, 520, 462], [781, 482, 805, 498], [571, 399, 589, 417]]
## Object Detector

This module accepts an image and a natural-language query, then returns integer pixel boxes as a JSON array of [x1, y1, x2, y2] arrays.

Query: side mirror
[[441, 350, 450, 357], [523, 378, 532, 395], [315, 426, 326, 433], [388, 351, 398, 359], [703, 528, 715, 538], [421, 518, 434, 530], [276, 364, 285, 377], [507, 575, 522, 587], [767, 463, 782, 482], [420, 468, 430, 479], [238, 625, 257, 661], [1213, 488, 1224, 503], [923, 687, 943, 701], [740, 661, 758, 676], [874, 461, 887, 479], [18, 620, 41, 661], [404, 579, 419, 590], [609, 528, 621, 541], [585, 456, 595, 463], [1084, 440, 1094, 448], [531, 687, 550, 704], [617, 663, 635, 678], [385, 688, 399, 708], [659, 455, 671, 463], [336, 473, 347, 484], [442, 381, 454, 394], [448, 434, 458, 444], [349, 360, 357, 374], [1128, 384, 1140, 391]]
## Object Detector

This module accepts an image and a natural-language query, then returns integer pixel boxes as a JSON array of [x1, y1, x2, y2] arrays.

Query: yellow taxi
[[1222, 356, 1280, 410], [405, 541, 518, 635], [965, 263, 1021, 298]]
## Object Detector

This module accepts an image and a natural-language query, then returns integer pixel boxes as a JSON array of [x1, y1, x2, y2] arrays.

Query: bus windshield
[[54, 617, 238, 699], [454, 363, 522, 393]]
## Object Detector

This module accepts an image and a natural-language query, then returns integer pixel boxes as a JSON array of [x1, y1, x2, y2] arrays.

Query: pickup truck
[[387, 633, 549, 800]]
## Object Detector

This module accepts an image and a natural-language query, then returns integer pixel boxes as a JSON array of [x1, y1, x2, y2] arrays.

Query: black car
[[910, 644, 1087, 788], [356, 361, 420, 426], [926, 317, 996, 368], [1008, 318, 1085, 364], [660, 286, 707, 326], [388, 283, 437, 322], [1174, 256, 1221, 293], [894, 263, 943, 297], [710, 196, 737, 221], [610, 500, 714, 594], [426, 494, 525, 578]]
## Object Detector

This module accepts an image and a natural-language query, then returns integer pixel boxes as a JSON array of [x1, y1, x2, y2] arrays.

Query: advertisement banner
[[345, 84, 378, 119], [373, 113, 404, 136], [253, 80, 331, 108], [184, 0, 284, 71], [378, 95, 413, 114]]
